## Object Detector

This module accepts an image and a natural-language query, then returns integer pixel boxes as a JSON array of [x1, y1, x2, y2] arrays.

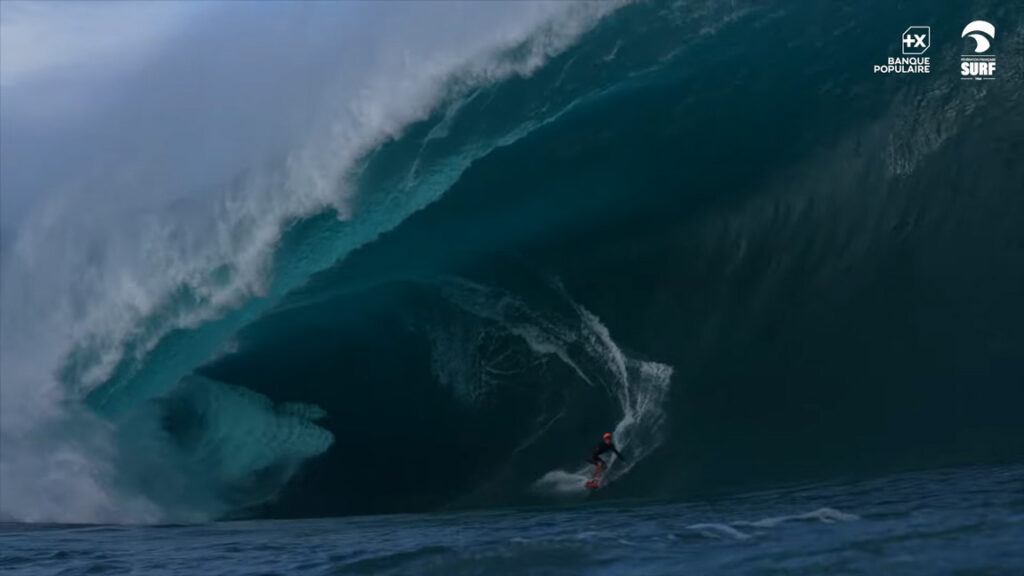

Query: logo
[[902, 26, 930, 55], [962, 20, 994, 53], [961, 20, 996, 80], [874, 26, 930, 74]]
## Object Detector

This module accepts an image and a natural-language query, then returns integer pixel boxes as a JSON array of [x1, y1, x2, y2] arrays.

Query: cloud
[[0, 0, 200, 89], [0, 1, 207, 230]]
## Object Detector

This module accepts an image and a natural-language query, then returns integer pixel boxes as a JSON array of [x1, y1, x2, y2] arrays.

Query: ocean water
[[2, 0, 1023, 572], [3, 465, 1022, 575]]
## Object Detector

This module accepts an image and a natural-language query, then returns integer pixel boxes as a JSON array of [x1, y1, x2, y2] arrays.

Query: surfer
[[589, 432, 625, 481]]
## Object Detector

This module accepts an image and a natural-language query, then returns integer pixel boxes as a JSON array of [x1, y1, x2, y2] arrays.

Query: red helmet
[[603, 432, 612, 440]]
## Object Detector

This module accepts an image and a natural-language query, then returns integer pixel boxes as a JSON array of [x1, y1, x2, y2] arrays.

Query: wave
[[3, 0, 1024, 522]]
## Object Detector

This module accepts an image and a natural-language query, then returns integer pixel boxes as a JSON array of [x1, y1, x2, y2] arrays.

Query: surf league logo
[[961, 21, 996, 80], [873, 26, 931, 74]]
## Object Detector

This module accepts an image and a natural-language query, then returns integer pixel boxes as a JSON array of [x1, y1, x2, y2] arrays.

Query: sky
[[0, 1, 208, 233], [0, 1, 200, 89]]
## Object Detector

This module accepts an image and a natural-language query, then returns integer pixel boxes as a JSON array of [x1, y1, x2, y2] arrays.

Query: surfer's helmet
[[603, 433, 612, 440]]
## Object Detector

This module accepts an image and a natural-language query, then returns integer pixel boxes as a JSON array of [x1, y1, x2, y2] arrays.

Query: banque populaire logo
[[902, 26, 931, 55], [874, 26, 931, 74]]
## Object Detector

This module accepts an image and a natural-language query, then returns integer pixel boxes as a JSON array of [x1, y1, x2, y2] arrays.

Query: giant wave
[[2, 0, 1023, 522]]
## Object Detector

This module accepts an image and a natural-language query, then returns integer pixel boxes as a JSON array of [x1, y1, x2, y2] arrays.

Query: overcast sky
[[1, 1, 208, 233], [0, 1, 202, 88]]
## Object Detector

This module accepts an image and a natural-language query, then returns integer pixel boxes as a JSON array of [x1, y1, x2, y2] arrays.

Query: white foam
[[533, 470, 593, 496], [735, 507, 860, 528], [687, 523, 753, 540], [683, 506, 860, 542]]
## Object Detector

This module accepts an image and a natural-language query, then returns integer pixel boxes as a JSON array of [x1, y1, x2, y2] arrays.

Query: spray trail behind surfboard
[[427, 278, 673, 496]]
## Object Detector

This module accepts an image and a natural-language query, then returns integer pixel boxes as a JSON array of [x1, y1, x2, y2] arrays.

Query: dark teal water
[[3, 466, 1022, 575]]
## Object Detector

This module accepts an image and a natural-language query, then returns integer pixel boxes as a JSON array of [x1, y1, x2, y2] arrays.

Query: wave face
[[3, 0, 1024, 521]]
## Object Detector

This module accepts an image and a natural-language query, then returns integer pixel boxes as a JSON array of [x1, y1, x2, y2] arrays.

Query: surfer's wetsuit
[[590, 440, 625, 468]]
